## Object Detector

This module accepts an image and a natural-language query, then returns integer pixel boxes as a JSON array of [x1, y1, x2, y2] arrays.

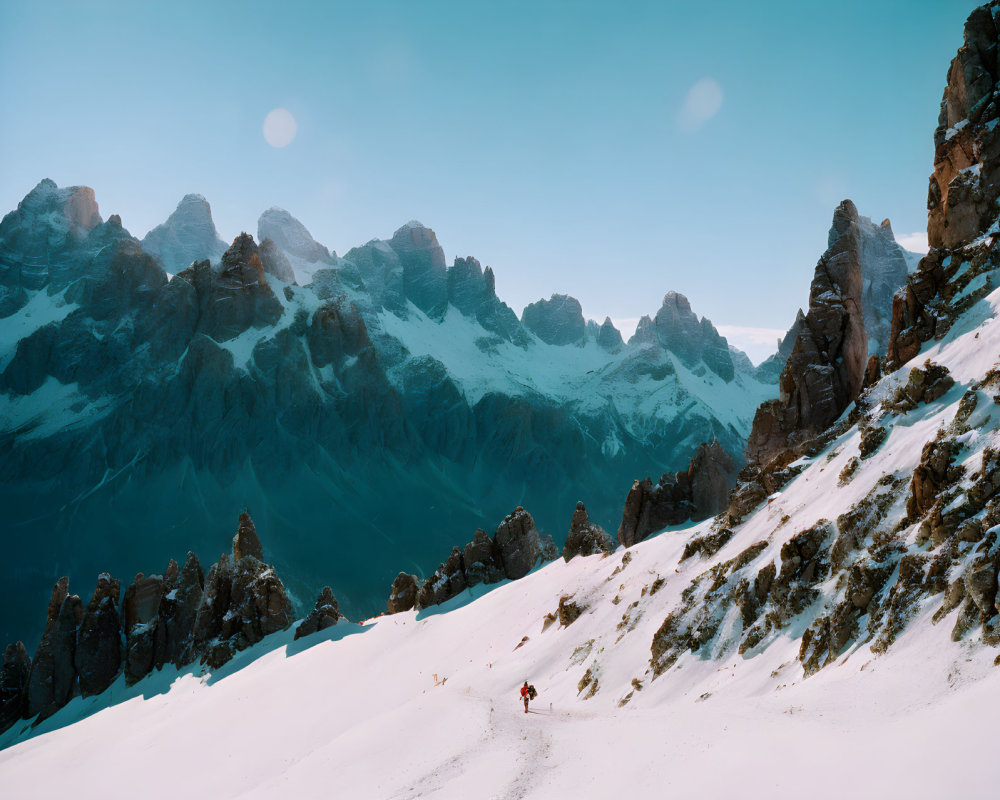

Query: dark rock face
[[494, 507, 541, 580], [391, 221, 448, 318], [26, 578, 72, 719], [162, 553, 204, 666], [928, 5, 1000, 251], [563, 502, 614, 560], [688, 441, 738, 518], [5, 513, 296, 727], [521, 294, 586, 345], [462, 528, 505, 587], [617, 441, 739, 546], [906, 438, 959, 520], [233, 511, 264, 561], [122, 573, 167, 684], [446, 258, 529, 345], [0, 642, 31, 731], [387, 506, 554, 612], [295, 587, 340, 640], [386, 573, 419, 614], [617, 478, 692, 548], [889, 4, 1000, 367], [257, 237, 297, 283], [746, 201, 867, 465], [417, 547, 468, 608], [74, 574, 121, 697], [596, 317, 624, 353]]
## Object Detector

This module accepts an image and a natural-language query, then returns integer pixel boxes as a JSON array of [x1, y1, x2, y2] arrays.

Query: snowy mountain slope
[[1, 435, 997, 799]]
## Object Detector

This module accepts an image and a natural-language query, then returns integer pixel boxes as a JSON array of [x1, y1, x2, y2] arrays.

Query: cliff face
[[616, 440, 738, 547], [0, 513, 295, 731], [746, 200, 868, 466], [889, 2, 1000, 368]]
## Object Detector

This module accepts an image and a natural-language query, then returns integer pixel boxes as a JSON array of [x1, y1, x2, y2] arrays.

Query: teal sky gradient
[[0, 0, 978, 360]]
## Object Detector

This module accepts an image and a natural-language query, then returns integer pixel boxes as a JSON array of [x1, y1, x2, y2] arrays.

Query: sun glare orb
[[263, 108, 298, 148]]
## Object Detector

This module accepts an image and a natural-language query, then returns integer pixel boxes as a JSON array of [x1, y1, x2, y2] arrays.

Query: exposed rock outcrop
[[617, 441, 739, 547], [746, 200, 868, 466], [595, 317, 624, 352], [385, 506, 553, 612], [0, 642, 31, 731], [5, 512, 296, 728], [888, 3, 1000, 367], [462, 529, 505, 587], [928, 4, 1000, 251], [386, 573, 419, 614], [391, 221, 448, 319], [494, 506, 541, 580], [294, 587, 341, 640], [74, 574, 121, 697], [521, 294, 586, 346], [233, 511, 264, 561], [563, 502, 614, 561]]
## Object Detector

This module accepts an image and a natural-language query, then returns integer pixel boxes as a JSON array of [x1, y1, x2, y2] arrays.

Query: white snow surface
[[0, 289, 77, 370]]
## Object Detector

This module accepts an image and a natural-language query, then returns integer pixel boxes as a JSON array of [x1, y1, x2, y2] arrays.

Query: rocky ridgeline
[[0, 512, 302, 732], [387, 506, 559, 612], [888, 2, 1000, 368], [645, 2, 1000, 684], [616, 441, 738, 547]]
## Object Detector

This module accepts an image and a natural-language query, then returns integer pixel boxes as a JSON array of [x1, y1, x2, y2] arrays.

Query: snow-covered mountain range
[[0, 176, 806, 646], [0, 174, 917, 650]]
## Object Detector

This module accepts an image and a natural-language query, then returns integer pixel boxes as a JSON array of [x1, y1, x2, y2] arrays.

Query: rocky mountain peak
[[596, 317, 624, 352], [389, 221, 446, 268], [651, 291, 734, 382], [521, 294, 586, 346], [141, 193, 227, 274], [257, 207, 331, 268], [11, 179, 102, 239], [221, 232, 259, 271], [828, 198, 859, 246], [233, 511, 264, 561], [928, 2, 1000, 250], [746, 200, 868, 465]]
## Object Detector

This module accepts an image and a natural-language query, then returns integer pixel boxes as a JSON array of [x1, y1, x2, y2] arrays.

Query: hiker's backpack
[[527, 685, 537, 700]]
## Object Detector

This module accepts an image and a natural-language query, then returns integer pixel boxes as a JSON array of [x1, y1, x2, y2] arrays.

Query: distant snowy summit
[[141, 194, 227, 275]]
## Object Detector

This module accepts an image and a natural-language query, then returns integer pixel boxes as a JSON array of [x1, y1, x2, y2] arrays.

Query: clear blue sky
[[0, 0, 976, 361]]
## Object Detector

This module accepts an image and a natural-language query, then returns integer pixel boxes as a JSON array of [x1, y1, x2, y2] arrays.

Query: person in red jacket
[[520, 681, 537, 713]]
